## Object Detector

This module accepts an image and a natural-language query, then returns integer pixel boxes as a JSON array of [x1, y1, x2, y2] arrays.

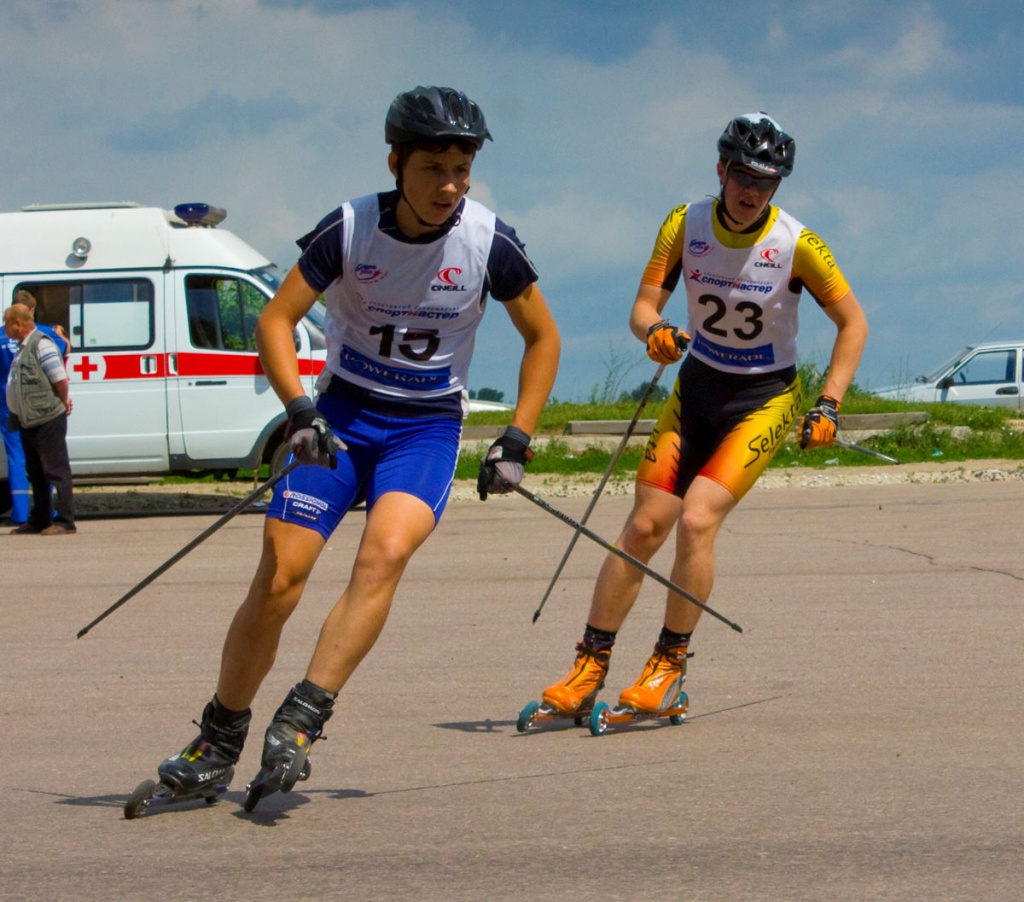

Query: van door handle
[[996, 386, 1019, 395], [141, 356, 158, 375], [195, 379, 228, 386]]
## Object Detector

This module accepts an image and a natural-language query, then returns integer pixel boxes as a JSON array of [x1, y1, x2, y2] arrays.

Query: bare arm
[[628, 283, 674, 344], [254, 265, 321, 407], [819, 289, 869, 403], [501, 282, 560, 435], [52, 378, 71, 414]]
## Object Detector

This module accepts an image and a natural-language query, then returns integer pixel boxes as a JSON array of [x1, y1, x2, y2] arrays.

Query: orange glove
[[645, 321, 689, 364], [800, 395, 840, 449]]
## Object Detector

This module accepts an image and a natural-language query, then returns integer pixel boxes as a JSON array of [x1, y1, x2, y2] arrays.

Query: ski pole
[[834, 438, 899, 465], [76, 459, 300, 639], [532, 364, 667, 624], [514, 485, 743, 634]]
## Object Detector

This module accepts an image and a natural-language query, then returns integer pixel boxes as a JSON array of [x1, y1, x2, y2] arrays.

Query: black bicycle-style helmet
[[717, 112, 795, 178], [385, 86, 492, 149]]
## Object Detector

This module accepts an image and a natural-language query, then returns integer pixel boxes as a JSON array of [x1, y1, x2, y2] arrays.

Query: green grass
[[467, 377, 1021, 435], [453, 421, 1024, 480], [459, 377, 1024, 477], [161, 374, 1024, 486]]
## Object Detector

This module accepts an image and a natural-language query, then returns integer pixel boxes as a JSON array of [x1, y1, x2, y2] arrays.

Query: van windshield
[[250, 264, 327, 350], [252, 264, 285, 292]]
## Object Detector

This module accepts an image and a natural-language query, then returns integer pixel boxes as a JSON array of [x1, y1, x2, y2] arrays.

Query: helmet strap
[[391, 143, 467, 235], [400, 190, 449, 231], [396, 186, 462, 234]]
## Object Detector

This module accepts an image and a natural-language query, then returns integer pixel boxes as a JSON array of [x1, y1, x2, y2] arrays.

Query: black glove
[[800, 395, 840, 450], [477, 426, 533, 500], [646, 320, 690, 364], [286, 396, 344, 468]]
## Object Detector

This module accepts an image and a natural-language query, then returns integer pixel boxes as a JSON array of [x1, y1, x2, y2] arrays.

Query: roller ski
[[124, 700, 250, 819], [243, 680, 334, 813], [517, 640, 610, 732], [589, 644, 692, 736]]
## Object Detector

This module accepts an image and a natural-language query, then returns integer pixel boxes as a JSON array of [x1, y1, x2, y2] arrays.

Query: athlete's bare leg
[[664, 474, 737, 634], [586, 482, 684, 632], [216, 518, 326, 711], [585, 475, 737, 635], [304, 490, 436, 692]]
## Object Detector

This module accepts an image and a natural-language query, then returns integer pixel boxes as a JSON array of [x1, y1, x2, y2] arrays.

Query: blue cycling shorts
[[266, 390, 463, 540]]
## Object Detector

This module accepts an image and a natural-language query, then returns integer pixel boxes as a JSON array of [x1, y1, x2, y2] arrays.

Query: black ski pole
[[532, 364, 666, 624], [76, 459, 300, 639], [514, 485, 742, 634], [834, 438, 899, 465]]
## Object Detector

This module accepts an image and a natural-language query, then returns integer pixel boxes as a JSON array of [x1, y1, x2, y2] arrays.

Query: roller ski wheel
[[242, 681, 334, 812], [516, 699, 592, 733], [243, 756, 311, 812], [123, 772, 232, 820], [588, 691, 689, 737]]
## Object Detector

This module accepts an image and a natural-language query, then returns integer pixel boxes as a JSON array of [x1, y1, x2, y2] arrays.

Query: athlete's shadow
[[432, 718, 518, 734], [685, 694, 782, 720], [50, 791, 131, 810], [45, 787, 242, 816], [38, 697, 784, 820], [432, 695, 783, 737], [229, 790, 313, 826], [43, 786, 314, 824]]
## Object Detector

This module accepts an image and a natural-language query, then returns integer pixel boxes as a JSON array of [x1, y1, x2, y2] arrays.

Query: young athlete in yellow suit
[[542, 112, 868, 717]]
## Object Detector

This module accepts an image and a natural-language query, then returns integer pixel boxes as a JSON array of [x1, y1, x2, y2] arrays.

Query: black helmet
[[717, 112, 795, 178], [385, 86, 492, 149]]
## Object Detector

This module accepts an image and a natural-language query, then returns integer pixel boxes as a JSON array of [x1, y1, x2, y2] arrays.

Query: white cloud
[[0, 0, 1020, 400]]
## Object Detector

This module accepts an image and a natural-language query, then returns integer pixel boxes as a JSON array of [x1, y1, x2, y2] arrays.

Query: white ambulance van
[[0, 201, 327, 481]]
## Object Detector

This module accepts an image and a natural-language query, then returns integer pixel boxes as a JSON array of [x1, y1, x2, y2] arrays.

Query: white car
[[872, 342, 1023, 410]]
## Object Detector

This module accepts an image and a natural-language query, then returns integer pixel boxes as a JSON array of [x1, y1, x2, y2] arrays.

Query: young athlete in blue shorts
[[132, 87, 559, 812]]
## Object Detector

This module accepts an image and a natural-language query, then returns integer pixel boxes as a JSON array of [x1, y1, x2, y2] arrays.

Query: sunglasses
[[728, 167, 780, 192]]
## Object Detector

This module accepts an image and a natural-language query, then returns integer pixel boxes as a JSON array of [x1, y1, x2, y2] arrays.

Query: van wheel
[[269, 440, 292, 476]]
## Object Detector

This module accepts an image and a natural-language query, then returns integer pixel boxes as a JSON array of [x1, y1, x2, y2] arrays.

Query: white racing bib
[[321, 195, 496, 400], [682, 198, 804, 374]]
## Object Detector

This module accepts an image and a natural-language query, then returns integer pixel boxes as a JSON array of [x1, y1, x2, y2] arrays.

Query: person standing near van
[[0, 290, 70, 526], [132, 86, 559, 812], [0, 324, 30, 525], [3, 304, 76, 535], [538, 112, 867, 722], [11, 290, 70, 359]]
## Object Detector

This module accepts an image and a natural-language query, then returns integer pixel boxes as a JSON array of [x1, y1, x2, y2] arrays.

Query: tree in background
[[624, 380, 669, 403], [469, 387, 505, 402], [589, 343, 643, 404]]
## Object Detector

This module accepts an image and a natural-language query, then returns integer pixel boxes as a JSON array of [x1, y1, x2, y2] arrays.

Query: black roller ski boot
[[124, 699, 250, 819], [243, 680, 335, 812]]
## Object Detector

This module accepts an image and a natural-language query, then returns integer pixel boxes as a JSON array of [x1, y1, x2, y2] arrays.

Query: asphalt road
[[2, 479, 1021, 901]]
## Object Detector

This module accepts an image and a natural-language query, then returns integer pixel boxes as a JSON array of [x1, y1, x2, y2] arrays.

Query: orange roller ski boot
[[588, 642, 691, 736], [517, 639, 611, 733]]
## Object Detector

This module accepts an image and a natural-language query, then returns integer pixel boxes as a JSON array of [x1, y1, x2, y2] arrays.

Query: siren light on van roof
[[173, 203, 227, 227]]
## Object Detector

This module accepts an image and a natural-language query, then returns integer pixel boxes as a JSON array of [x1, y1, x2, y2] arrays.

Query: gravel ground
[[69, 457, 1024, 518]]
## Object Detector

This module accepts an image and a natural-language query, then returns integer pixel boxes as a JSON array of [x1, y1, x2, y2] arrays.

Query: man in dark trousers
[[0, 290, 69, 526], [3, 304, 76, 535]]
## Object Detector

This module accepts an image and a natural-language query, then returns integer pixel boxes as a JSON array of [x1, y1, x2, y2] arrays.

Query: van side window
[[15, 279, 154, 350], [186, 275, 268, 352], [952, 350, 1016, 385]]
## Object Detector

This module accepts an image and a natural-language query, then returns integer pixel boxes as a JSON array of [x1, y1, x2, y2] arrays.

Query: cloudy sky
[[2, 0, 1021, 402]]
